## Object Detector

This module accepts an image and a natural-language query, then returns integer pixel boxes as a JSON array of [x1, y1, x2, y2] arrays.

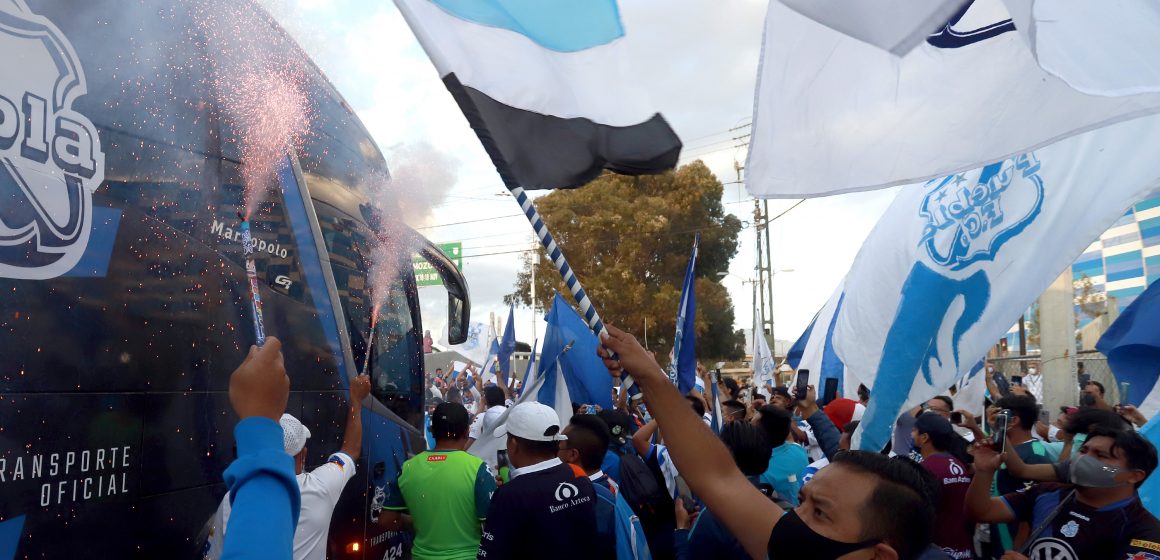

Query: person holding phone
[[982, 395, 1053, 557]]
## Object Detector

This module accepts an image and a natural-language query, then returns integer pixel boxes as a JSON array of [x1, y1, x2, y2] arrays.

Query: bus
[[0, 0, 468, 556]]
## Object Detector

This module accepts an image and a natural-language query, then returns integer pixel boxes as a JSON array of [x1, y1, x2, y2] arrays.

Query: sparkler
[[239, 213, 266, 346]]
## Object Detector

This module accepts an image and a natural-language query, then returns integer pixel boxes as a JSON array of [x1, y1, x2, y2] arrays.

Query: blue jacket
[[222, 417, 301, 560]]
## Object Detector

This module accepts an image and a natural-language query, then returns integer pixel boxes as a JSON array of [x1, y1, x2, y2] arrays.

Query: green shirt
[[384, 449, 496, 560]]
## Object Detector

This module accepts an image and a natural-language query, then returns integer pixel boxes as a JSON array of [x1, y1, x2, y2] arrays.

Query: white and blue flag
[[836, 114, 1160, 452], [746, 0, 1160, 199], [393, 0, 681, 190], [751, 318, 777, 391], [784, 281, 852, 397]]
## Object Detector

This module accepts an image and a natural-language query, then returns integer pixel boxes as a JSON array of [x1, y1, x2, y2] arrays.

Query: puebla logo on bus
[[0, 0, 105, 280]]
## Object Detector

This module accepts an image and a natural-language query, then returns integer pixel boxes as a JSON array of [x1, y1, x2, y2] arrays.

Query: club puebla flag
[[539, 293, 613, 410], [835, 114, 1160, 452], [746, 0, 1160, 199], [668, 235, 699, 395], [393, 0, 681, 190], [1097, 281, 1160, 419]]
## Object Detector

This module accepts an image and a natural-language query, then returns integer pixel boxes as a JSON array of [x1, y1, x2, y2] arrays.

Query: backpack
[[613, 447, 676, 558], [594, 483, 653, 560]]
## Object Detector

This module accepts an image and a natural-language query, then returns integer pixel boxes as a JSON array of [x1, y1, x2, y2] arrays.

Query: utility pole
[[762, 199, 775, 352]]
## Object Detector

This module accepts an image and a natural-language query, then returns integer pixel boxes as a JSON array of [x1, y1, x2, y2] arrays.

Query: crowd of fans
[[219, 326, 1160, 560]]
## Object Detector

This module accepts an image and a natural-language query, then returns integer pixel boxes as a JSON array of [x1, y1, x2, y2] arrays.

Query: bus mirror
[[415, 238, 471, 344]]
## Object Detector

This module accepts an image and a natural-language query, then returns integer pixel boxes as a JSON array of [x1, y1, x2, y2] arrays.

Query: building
[[1003, 195, 1160, 354]]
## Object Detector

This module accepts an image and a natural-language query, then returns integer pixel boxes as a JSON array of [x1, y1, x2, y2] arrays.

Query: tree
[[506, 161, 745, 362]]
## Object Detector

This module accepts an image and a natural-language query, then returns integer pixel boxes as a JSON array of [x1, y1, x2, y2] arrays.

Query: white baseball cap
[[280, 413, 311, 456], [494, 402, 567, 442]]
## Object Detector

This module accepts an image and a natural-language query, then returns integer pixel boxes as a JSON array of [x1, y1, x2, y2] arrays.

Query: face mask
[[1069, 454, 1126, 488], [767, 509, 879, 559], [1079, 394, 1097, 407], [1028, 368, 1037, 375]]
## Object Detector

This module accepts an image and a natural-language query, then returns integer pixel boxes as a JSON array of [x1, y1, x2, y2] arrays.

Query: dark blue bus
[[0, 0, 468, 556]]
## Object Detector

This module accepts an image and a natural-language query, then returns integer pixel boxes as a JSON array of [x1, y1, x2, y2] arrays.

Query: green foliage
[[506, 161, 745, 361]]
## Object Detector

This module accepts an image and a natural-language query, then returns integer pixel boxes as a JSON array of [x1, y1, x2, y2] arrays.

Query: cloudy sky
[[262, 0, 898, 348]]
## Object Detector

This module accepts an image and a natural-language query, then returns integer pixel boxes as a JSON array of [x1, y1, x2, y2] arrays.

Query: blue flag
[[539, 293, 613, 410], [498, 305, 517, 384], [709, 374, 724, 435], [669, 234, 699, 395], [1097, 280, 1160, 417]]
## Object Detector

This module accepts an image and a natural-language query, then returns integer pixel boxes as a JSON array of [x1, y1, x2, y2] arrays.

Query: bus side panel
[[0, 393, 143, 558]]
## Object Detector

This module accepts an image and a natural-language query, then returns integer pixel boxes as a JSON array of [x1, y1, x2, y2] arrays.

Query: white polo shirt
[[218, 452, 356, 560]]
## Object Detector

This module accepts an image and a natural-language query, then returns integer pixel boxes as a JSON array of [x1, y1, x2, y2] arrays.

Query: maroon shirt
[[920, 453, 973, 559]]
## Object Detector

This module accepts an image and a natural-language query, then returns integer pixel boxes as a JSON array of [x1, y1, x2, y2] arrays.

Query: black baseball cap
[[598, 409, 633, 445]]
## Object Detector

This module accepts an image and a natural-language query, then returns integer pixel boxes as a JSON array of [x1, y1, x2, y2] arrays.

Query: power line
[[415, 212, 525, 229]]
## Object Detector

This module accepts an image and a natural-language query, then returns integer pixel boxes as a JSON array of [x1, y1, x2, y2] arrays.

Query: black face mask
[[768, 509, 880, 559], [1079, 393, 1097, 406]]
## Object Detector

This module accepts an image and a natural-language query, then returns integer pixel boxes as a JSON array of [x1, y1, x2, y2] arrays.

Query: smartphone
[[950, 411, 963, 425], [993, 410, 1010, 454], [1037, 406, 1050, 425], [675, 476, 697, 513], [1011, 375, 1023, 385], [496, 450, 512, 470], [992, 371, 1011, 396], [794, 369, 810, 401], [821, 378, 839, 406], [1120, 381, 1131, 405]]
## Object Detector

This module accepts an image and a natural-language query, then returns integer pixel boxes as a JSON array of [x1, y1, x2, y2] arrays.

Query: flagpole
[[507, 186, 626, 377]]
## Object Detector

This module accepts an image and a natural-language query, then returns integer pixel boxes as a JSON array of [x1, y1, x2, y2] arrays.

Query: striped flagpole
[[508, 186, 636, 390]]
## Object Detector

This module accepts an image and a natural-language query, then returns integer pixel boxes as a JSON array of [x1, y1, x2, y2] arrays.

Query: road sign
[[414, 241, 462, 287]]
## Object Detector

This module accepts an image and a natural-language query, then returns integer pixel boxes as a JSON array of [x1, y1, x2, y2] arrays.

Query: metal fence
[[989, 351, 1121, 404]]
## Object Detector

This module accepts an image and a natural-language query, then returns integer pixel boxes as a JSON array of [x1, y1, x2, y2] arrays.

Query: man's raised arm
[[599, 325, 781, 560], [340, 374, 371, 461]]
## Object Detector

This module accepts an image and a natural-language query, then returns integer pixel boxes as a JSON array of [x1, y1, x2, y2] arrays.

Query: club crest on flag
[[919, 153, 1044, 271]]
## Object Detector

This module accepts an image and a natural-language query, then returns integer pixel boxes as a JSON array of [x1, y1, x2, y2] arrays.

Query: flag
[[835, 114, 1160, 452], [480, 335, 501, 385], [779, 0, 965, 56], [954, 360, 988, 418], [0, 515, 24, 560], [450, 360, 467, 379], [784, 281, 850, 397], [498, 304, 516, 384], [540, 293, 613, 410], [536, 357, 574, 433], [442, 321, 491, 365], [1139, 416, 1160, 517], [393, 0, 681, 190], [520, 339, 538, 397], [1005, 2, 1160, 97], [668, 235, 699, 395], [1097, 280, 1160, 419], [745, 0, 1160, 199], [709, 374, 724, 435], [751, 317, 777, 390]]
